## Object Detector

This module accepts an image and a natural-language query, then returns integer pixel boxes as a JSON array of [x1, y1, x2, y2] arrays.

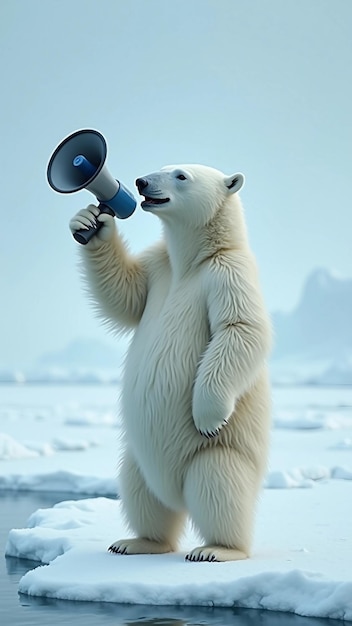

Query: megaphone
[[47, 129, 137, 245]]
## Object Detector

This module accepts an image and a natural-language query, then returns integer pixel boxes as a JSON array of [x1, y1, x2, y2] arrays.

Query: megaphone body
[[47, 129, 136, 244]]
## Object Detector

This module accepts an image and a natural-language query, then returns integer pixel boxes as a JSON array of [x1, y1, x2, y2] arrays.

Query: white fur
[[72, 164, 272, 561]]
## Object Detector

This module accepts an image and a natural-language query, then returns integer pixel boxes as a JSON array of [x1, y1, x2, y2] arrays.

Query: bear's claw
[[185, 552, 216, 562], [198, 417, 230, 439], [185, 545, 248, 562], [198, 428, 220, 439], [108, 538, 173, 555], [108, 544, 128, 555]]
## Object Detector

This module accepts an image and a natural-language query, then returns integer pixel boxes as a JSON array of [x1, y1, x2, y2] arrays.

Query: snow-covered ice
[[0, 433, 39, 460], [0, 470, 116, 496], [1, 383, 352, 620], [5, 490, 352, 620]]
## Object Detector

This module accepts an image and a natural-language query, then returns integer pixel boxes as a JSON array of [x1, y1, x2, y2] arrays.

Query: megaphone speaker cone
[[47, 129, 107, 193], [47, 129, 137, 243]]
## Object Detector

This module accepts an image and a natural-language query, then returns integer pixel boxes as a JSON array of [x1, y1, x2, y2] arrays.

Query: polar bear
[[70, 164, 272, 562]]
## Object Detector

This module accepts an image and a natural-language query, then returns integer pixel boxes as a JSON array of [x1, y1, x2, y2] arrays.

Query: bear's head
[[135, 164, 244, 228]]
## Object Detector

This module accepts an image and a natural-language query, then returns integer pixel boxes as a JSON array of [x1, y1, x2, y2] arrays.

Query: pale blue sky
[[1, 0, 351, 367]]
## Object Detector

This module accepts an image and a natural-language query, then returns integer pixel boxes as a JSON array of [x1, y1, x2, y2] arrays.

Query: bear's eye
[[176, 174, 187, 180]]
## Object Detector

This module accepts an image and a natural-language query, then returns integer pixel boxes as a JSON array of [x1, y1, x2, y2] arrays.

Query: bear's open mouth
[[142, 196, 170, 206]]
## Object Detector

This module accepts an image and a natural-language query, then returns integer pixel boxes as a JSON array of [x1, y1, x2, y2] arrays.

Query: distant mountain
[[38, 337, 125, 370], [0, 338, 126, 384], [1, 269, 351, 385], [271, 268, 352, 384]]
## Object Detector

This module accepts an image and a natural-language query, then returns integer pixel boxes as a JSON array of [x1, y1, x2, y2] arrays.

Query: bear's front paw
[[192, 385, 235, 438], [69, 205, 99, 234], [69, 205, 115, 249]]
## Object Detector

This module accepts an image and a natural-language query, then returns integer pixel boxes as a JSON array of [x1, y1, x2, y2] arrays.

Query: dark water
[[0, 492, 344, 626]]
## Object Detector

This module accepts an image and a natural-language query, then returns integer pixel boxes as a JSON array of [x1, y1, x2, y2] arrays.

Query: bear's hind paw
[[108, 537, 173, 555], [185, 545, 248, 563]]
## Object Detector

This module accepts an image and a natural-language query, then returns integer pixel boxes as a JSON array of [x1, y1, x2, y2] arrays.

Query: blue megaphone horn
[[47, 129, 136, 245]]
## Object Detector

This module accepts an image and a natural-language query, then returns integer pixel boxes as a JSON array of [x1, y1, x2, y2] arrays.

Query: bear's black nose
[[136, 177, 149, 193]]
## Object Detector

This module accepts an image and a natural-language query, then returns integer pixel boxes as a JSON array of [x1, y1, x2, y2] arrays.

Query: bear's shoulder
[[205, 247, 258, 282]]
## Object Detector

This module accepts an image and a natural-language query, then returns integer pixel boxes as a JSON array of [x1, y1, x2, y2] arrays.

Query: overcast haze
[[1, 0, 351, 368]]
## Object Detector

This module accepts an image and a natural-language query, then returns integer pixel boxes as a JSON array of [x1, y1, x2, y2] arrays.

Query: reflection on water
[[1, 492, 340, 626], [5, 555, 40, 577]]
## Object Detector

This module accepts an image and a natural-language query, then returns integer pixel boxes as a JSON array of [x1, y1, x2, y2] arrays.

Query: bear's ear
[[224, 172, 245, 194]]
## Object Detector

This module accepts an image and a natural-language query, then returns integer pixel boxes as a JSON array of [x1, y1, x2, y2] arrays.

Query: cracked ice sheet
[[5, 482, 352, 621]]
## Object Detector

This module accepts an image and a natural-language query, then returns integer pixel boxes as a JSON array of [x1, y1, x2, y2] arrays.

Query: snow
[[0, 386, 121, 481], [265, 465, 330, 489], [330, 437, 352, 450], [0, 470, 116, 496], [331, 465, 352, 480], [0, 433, 39, 460], [5, 491, 352, 620], [1, 383, 352, 620]]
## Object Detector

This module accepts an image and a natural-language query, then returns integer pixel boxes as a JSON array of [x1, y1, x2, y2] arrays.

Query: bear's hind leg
[[184, 447, 260, 562], [109, 451, 185, 555]]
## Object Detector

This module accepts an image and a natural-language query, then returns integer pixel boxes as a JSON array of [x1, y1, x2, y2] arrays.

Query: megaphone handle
[[73, 204, 115, 245]]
